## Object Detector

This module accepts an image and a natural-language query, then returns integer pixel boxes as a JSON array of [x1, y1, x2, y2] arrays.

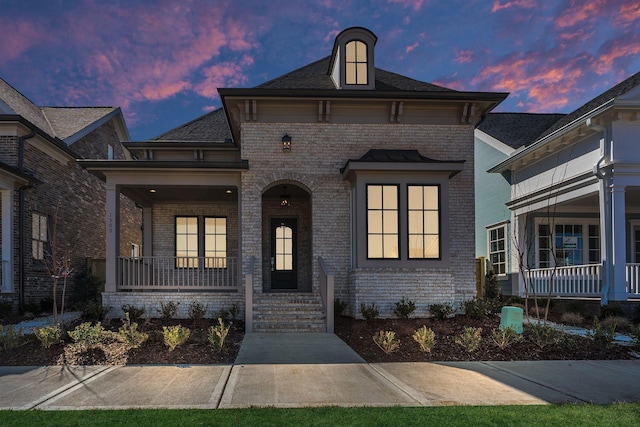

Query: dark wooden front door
[[270, 218, 297, 290]]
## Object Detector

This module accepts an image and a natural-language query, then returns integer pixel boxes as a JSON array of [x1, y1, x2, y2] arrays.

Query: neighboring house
[[474, 113, 564, 295], [0, 77, 141, 311], [82, 27, 507, 331], [488, 71, 640, 304]]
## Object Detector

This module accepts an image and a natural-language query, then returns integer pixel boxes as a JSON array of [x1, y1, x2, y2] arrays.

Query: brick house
[[83, 27, 506, 331], [0, 77, 141, 311]]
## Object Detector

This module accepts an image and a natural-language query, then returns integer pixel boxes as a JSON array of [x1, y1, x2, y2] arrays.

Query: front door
[[271, 218, 297, 290]]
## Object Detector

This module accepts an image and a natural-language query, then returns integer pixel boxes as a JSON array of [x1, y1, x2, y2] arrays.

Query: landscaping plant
[[188, 301, 207, 322], [334, 298, 349, 316], [393, 297, 416, 319], [490, 326, 522, 350], [360, 302, 379, 321], [163, 325, 191, 351], [160, 301, 179, 320], [527, 322, 562, 349], [117, 312, 148, 349], [373, 330, 400, 354], [68, 322, 105, 346], [429, 302, 454, 320], [0, 324, 23, 350], [229, 303, 240, 321], [207, 318, 230, 351], [34, 325, 62, 349], [454, 326, 482, 353], [588, 318, 617, 349], [412, 325, 435, 353], [560, 312, 584, 326], [121, 305, 145, 322]]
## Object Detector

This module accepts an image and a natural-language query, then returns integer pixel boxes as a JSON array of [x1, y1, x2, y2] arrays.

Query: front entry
[[271, 218, 297, 290]]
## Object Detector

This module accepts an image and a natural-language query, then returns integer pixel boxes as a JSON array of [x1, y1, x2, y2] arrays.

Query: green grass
[[1, 404, 639, 426]]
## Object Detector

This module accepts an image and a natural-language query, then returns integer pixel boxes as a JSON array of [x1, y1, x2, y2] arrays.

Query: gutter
[[17, 128, 37, 312]]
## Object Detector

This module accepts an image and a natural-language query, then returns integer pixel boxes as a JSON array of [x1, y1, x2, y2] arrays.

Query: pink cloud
[[0, 18, 45, 60], [387, 0, 425, 12], [615, 2, 640, 26], [405, 42, 419, 54], [595, 37, 640, 75], [491, 0, 536, 12], [554, 0, 607, 28], [454, 49, 475, 64], [195, 55, 253, 98]]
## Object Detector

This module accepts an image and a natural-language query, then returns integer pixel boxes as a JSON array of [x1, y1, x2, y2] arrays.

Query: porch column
[[143, 208, 153, 256], [609, 184, 628, 301], [105, 183, 120, 293], [1, 189, 14, 292], [512, 212, 527, 297]]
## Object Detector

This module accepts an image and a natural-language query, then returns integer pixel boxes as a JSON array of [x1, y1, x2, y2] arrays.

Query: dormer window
[[345, 40, 368, 85], [329, 27, 377, 90]]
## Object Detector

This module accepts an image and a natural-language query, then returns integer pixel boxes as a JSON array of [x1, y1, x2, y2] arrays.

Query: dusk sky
[[1, 0, 639, 141]]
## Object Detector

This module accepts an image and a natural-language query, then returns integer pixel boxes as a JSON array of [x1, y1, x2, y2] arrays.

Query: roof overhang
[[0, 114, 77, 160], [79, 159, 249, 181]]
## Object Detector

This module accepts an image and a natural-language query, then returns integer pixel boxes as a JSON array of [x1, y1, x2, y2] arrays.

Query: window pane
[[355, 41, 367, 60], [408, 186, 422, 210], [32, 215, 39, 239], [383, 211, 398, 234], [356, 63, 368, 84], [368, 211, 382, 233], [383, 186, 397, 208], [408, 211, 423, 233], [383, 235, 399, 258], [424, 186, 439, 209], [424, 235, 439, 258], [368, 235, 382, 258], [424, 211, 438, 234], [345, 41, 356, 61], [346, 64, 356, 84], [409, 235, 423, 258], [368, 186, 382, 209]]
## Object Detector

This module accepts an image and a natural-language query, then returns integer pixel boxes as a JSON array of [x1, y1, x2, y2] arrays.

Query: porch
[[526, 263, 640, 298]]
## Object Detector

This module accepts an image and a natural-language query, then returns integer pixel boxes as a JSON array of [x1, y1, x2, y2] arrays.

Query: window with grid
[[367, 184, 399, 259], [32, 213, 48, 260], [176, 217, 198, 267], [487, 224, 507, 275], [408, 185, 440, 259], [345, 40, 368, 85], [205, 217, 227, 268]]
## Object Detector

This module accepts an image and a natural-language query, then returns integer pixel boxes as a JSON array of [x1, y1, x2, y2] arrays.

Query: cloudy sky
[[1, 0, 639, 140]]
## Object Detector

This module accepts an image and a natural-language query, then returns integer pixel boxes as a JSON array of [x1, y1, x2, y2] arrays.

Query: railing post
[[318, 257, 334, 333], [244, 257, 255, 333]]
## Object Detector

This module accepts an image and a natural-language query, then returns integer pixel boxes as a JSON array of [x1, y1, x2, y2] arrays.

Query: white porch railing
[[117, 256, 239, 291], [526, 263, 640, 297]]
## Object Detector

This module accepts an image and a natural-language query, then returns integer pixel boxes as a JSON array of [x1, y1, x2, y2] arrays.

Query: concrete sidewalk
[[1, 333, 640, 410]]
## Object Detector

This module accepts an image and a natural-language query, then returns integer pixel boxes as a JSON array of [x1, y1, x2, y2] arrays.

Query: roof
[[478, 113, 565, 149], [0, 78, 55, 136], [349, 149, 465, 164], [151, 108, 232, 142], [537, 70, 640, 140], [341, 149, 465, 178], [41, 106, 118, 140]]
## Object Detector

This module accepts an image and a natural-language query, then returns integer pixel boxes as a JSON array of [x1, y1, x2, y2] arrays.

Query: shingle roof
[[537, 70, 640, 140], [41, 107, 117, 140], [478, 113, 565, 149], [151, 108, 231, 141], [0, 78, 55, 136], [352, 149, 464, 163], [257, 56, 454, 92]]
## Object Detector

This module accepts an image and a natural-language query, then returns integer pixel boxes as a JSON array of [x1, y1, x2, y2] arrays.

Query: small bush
[[560, 312, 584, 326], [117, 313, 148, 349], [0, 325, 23, 350], [599, 304, 624, 320], [34, 325, 62, 349], [490, 326, 522, 350], [334, 298, 349, 316], [464, 298, 490, 319], [79, 301, 110, 322], [60, 330, 130, 366], [588, 318, 617, 349], [159, 301, 179, 320], [429, 303, 454, 320], [216, 308, 230, 322], [121, 305, 145, 322], [412, 325, 435, 353], [360, 302, 379, 321], [373, 330, 400, 354], [208, 318, 230, 352], [454, 326, 482, 353], [188, 302, 207, 322], [527, 322, 562, 349], [564, 300, 586, 316], [229, 303, 240, 321], [600, 316, 629, 331], [163, 325, 190, 351], [394, 297, 416, 319], [68, 322, 105, 345]]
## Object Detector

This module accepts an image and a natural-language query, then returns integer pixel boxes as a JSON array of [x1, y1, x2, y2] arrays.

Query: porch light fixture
[[280, 185, 291, 207], [149, 189, 157, 193], [225, 189, 233, 194], [282, 134, 292, 152]]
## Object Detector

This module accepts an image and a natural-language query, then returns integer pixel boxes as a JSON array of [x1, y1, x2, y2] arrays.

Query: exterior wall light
[[282, 134, 292, 151], [280, 185, 291, 207]]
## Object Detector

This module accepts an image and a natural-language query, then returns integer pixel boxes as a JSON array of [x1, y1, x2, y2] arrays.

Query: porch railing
[[117, 256, 239, 291], [526, 263, 640, 297]]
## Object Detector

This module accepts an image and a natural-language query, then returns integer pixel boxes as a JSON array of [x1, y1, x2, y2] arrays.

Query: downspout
[[17, 128, 37, 312], [586, 118, 610, 304]]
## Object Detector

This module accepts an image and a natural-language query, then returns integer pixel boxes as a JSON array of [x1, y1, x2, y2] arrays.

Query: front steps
[[252, 292, 327, 332]]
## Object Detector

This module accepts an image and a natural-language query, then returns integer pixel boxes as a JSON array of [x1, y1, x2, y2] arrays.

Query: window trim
[[345, 39, 368, 85], [366, 184, 400, 260], [407, 184, 441, 260], [32, 212, 48, 261], [204, 216, 228, 268], [174, 215, 229, 269], [533, 218, 600, 269], [486, 222, 508, 277]]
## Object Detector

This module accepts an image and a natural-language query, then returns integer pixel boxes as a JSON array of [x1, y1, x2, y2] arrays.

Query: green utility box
[[500, 306, 524, 334]]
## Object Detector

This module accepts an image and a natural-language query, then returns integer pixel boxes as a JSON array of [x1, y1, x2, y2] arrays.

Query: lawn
[[1, 404, 639, 427]]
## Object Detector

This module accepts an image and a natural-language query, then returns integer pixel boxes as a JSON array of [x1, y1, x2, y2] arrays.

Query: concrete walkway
[[1, 333, 640, 410]]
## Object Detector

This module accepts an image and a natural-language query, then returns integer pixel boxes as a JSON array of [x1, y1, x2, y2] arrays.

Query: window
[[367, 185, 399, 259], [176, 216, 227, 268], [345, 40, 368, 85], [487, 224, 507, 275], [408, 185, 440, 259], [275, 224, 293, 270], [32, 213, 48, 260], [537, 221, 599, 268]]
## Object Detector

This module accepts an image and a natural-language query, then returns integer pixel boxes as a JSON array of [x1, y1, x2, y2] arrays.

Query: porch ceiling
[[552, 187, 640, 210], [122, 185, 237, 206]]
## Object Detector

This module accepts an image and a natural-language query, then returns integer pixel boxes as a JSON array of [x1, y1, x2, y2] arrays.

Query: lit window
[[176, 217, 198, 267], [32, 213, 48, 260], [408, 185, 440, 259], [367, 185, 399, 258], [275, 225, 293, 270], [205, 217, 227, 268], [345, 40, 368, 85], [487, 225, 507, 275]]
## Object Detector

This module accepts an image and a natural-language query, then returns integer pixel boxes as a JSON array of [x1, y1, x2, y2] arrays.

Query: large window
[[487, 224, 507, 275], [367, 185, 399, 259], [176, 216, 227, 268], [32, 212, 48, 260], [537, 222, 599, 268], [408, 185, 440, 259], [345, 40, 368, 85]]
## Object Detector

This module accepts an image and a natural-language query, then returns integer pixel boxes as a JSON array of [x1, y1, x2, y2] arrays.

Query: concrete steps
[[252, 293, 327, 332]]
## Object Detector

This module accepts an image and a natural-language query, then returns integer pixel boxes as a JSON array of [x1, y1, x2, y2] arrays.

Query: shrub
[[0, 299, 13, 319], [393, 297, 416, 319], [429, 303, 454, 320], [484, 269, 502, 300], [360, 302, 379, 321], [68, 322, 105, 346], [0, 325, 23, 350], [588, 318, 617, 349], [334, 298, 349, 316], [216, 308, 230, 322], [229, 303, 240, 321], [70, 267, 104, 309], [600, 316, 629, 331], [564, 300, 586, 316], [208, 318, 230, 351], [160, 301, 179, 320], [463, 298, 490, 319], [117, 313, 148, 349], [599, 304, 624, 320], [79, 301, 110, 322], [163, 325, 190, 351], [60, 330, 130, 366], [373, 330, 400, 354], [560, 312, 584, 326], [527, 323, 562, 349], [412, 326, 435, 353], [121, 305, 145, 322], [188, 302, 207, 322], [454, 326, 482, 353], [34, 325, 62, 349], [490, 326, 522, 350]]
